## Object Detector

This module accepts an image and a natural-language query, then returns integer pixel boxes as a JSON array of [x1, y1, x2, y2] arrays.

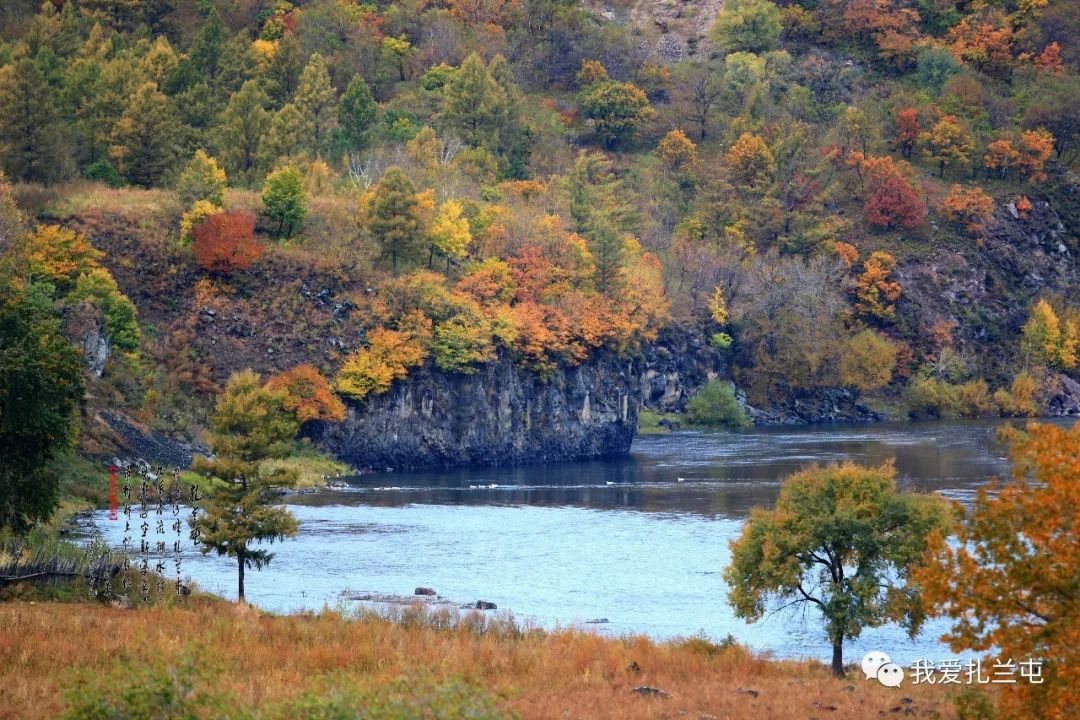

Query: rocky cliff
[[638, 326, 724, 413], [309, 351, 639, 471]]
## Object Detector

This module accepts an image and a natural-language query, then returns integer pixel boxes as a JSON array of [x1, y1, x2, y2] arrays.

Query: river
[[88, 419, 1052, 666]]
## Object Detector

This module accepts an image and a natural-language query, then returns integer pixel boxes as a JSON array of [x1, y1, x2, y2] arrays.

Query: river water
[[89, 419, 1054, 666]]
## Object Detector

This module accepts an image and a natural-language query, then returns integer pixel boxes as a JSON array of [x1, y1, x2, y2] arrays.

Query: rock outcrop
[[744, 387, 884, 425], [310, 350, 638, 471], [638, 326, 724, 413]]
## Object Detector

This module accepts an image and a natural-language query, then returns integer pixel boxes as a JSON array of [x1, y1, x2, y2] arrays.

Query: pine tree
[[369, 167, 424, 273], [339, 74, 377, 151], [215, 33, 257, 96], [0, 52, 67, 183], [188, 7, 226, 82], [568, 153, 635, 293], [260, 103, 307, 170], [293, 53, 338, 157], [79, 0, 143, 32], [110, 81, 179, 187], [63, 27, 124, 168], [441, 53, 508, 150], [190, 370, 300, 602], [265, 35, 304, 106], [486, 54, 531, 177], [215, 80, 270, 187]]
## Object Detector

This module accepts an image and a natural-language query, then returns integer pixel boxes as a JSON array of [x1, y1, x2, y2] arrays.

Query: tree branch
[[796, 583, 826, 608]]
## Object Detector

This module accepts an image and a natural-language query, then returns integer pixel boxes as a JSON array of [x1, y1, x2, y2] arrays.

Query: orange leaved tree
[[191, 211, 263, 274], [267, 364, 346, 423], [853, 251, 902, 322], [940, 185, 994, 234], [916, 422, 1080, 720]]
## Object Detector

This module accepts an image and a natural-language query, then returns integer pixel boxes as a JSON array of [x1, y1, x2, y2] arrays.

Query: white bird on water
[[677, 477, 686, 483]]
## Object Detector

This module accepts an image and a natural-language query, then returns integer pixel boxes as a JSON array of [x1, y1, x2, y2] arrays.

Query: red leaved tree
[[191, 211, 263, 273], [865, 175, 926, 229], [894, 108, 920, 159]]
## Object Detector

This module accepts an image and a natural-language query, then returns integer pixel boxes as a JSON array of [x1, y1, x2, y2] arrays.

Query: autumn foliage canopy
[[916, 422, 1080, 720]]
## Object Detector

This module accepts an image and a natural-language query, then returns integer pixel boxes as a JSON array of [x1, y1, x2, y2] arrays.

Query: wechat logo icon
[[862, 651, 905, 687]]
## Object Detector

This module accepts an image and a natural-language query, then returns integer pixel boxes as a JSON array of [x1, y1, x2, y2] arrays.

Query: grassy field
[[0, 600, 968, 720]]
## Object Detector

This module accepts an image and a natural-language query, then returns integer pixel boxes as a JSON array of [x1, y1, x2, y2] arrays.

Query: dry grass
[[0, 600, 964, 720]]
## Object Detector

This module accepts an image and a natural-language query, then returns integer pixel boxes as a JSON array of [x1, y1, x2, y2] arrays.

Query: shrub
[[433, 314, 496, 374], [63, 659, 231, 720], [23, 225, 102, 287], [954, 687, 997, 720], [904, 375, 959, 419], [82, 160, 123, 188], [711, 0, 783, 54], [277, 677, 512, 720], [955, 380, 996, 417], [685, 381, 751, 428], [179, 200, 222, 245], [853, 251, 902, 322], [190, 210, 263, 273], [993, 371, 1039, 417], [710, 332, 733, 351], [865, 175, 926, 229], [940, 185, 994, 234], [69, 268, 141, 354], [906, 376, 1001, 418]]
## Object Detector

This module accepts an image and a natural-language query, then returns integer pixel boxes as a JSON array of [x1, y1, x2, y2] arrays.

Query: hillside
[[0, 0, 1078, 470]]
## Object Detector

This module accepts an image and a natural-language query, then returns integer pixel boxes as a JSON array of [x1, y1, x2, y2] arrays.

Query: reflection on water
[[89, 419, 1067, 665], [294, 420, 1017, 515]]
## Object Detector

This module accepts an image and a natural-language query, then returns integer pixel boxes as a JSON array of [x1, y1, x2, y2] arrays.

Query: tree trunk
[[831, 638, 844, 678], [237, 552, 245, 602]]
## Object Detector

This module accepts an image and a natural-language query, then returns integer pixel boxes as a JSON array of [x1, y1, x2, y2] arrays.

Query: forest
[[0, 0, 1075, 433], [0, 0, 1077, 455]]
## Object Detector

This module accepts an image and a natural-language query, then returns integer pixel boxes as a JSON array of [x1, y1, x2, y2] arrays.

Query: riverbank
[[0, 600, 967, 720]]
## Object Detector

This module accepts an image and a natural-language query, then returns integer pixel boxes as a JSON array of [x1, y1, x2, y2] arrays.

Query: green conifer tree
[[260, 103, 307, 171], [190, 370, 300, 602], [109, 81, 179, 187], [441, 53, 508, 150], [215, 80, 270, 187], [0, 52, 67, 183], [293, 53, 338, 157], [339, 74, 377, 151], [369, 167, 423, 273]]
